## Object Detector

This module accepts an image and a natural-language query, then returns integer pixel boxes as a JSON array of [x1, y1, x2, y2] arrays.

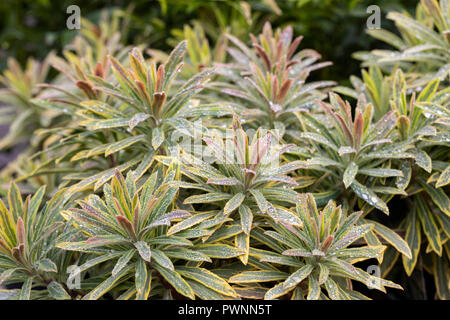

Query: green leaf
[[436, 165, 450, 188], [282, 265, 314, 289], [298, 132, 338, 151], [112, 249, 136, 277], [164, 40, 187, 88], [105, 135, 146, 157], [343, 162, 358, 188], [238, 205, 253, 235], [206, 224, 242, 243], [8, 182, 23, 222], [324, 278, 340, 300], [318, 263, 329, 285], [185, 279, 226, 300], [224, 193, 245, 215], [413, 149, 432, 173], [167, 212, 215, 235], [402, 210, 421, 276], [83, 265, 133, 300], [0, 269, 16, 286], [69, 252, 123, 280], [229, 271, 288, 283], [195, 244, 244, 259], [396, 161, 412, 190], [307, 275, 321, 300], [259, 253, 303, 268], [37, 258, 58, 273], [152, 127, 164, 150], [206, 177, 241, 186], [351, 181, 389, 214], [164, 248, 212, 263], [183, 193, 232, 204], [153, 263, 194, 299], [417, 78, 440, 102], [134, 241, 152, 262], [128, 113, 150, 131], [416, 197, 442, 255], [358, 168, 403, 178], [152, 249, 174, 271], [370, 220, 412, 259], [81, 118, 131, 130], [18, 277, 32, 300], [236, 232, 250, 265], [47, 281, 71, 300], [265, 281, 293, 300], [434, 254, 450, 300], [420, 179, 450, 216], [57, 240, 122, 252], [135, 259, 151, 300], [176, 266, 237, 297], [282, 248, 314, 257]]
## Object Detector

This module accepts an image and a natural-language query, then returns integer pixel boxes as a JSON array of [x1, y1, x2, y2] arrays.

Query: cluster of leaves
[[216, 22, 334, 131], [355, 0, 450, 87], [0, 0, 448, 300], [342, 0, 449, 299]]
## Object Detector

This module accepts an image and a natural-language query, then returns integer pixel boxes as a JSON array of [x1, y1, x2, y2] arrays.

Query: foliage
[[0, 183, 73, 300], [355, 0, 450, 88], [57, 163, 238, 300], [334, 62, 449, 299], [0, 0, 448, 300], [230, 194, 400, 300], [0, 54, 54, 150], [217, 22, 333, 130]]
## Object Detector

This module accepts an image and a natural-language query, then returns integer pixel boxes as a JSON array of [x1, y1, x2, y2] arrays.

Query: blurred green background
[[0, 0, 416, 83]]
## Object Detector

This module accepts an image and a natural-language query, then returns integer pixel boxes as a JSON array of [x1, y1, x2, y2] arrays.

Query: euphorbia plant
[[57, 163, 237, 300], [217, 22, 334, 131], [28, 41, 214, 197], [229, 194, 402, 300], [0, 183, 74, 300], [156, 117, 305, 264], [355, 0, 450, 88]]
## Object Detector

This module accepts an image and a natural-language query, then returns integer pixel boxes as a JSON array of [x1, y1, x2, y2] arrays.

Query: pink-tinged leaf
[[115, 215, 136, 240], [221, 88, 252, 101], [156, 64, 165, 92], [94, 62, 104, 78], [330, 93, 352, 124], [152, 91, 166, 116], [250, 133, 271, 170], [335, 113, 354, 146], [135, 79, 152, 107], [203, 137, 228, 163], [353, 111, 364, 149], [321, 235, 334, 252], [271, 75, 279, 102], [109, 55, 136, 90], [243, 168, 257, 176], [287, 36, 304, 60], [276, 79, 292, 104], [245, 77, 271, 108], [16, 217, 25, 246], [76, 80, 97, 99], [232, 118, 248, 166], [254, 44, 272, 70]]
